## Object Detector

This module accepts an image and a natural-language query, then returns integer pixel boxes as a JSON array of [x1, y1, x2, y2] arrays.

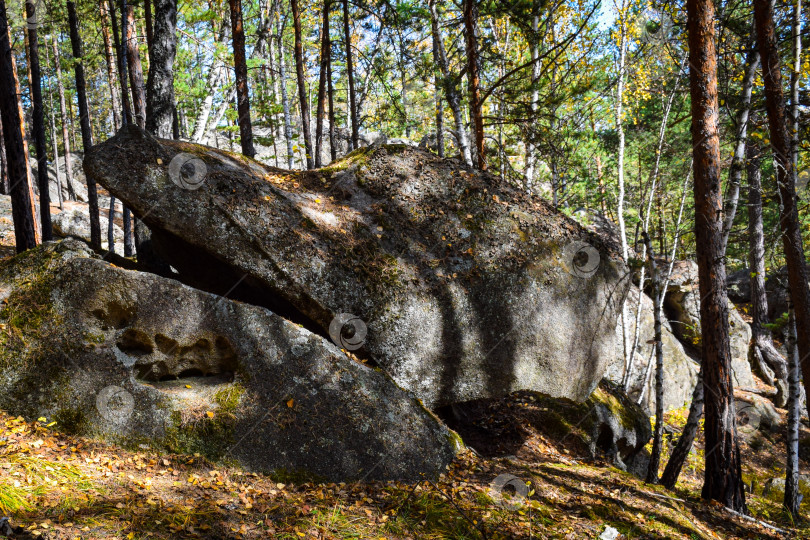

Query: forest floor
[[0, 388, 807, 540]]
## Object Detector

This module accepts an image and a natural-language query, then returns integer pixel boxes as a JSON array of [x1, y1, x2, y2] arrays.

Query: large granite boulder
[[604, 286, 700, 413], [0, 240, 459, 481], [85, 125, 628, 409], [663, 261, 756, 388], [52, 204, 125, 255]]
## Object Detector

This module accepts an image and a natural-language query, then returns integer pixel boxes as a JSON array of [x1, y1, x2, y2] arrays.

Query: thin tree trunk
[[276, 16, 294, 168], [108, 0, 132, 126], [125, 3, 146, 129], [24, 6, 52, 240], [525, 10, 540, 188], [291, 0, 313, 168], [100, 0, 122, 131], [229, 0, 255, 157], [754, 0, 810, 417], [44, 58, 63, 209], [615, 0, 629, 262], [108, 196, 116, 253], [720, 48, 759, 252], [144, 0, 153, 51], [428, 0, 471, 165], [146, 0, 177, 138], [783, 295, 801, 516], [784, 0, 802, 517], [644, 232, 664, 483], [747, 139, 788, 399], [688, 0, 746, 511], [191, 18, 229, 143], [67, 0, 102, 250], [51, 34, 76, 201], [314, 0, 330, 167], [0, 0, 39, 251], [463, 0, 485, 170], [660, 372, 704, 489], [343, 0, 358, 149]]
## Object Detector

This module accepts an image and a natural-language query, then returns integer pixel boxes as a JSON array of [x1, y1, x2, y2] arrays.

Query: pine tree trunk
[[229, 0, 255, 157], [343, 0, 358, 150], [67, 0, 102, 250], [463, 0, 485, 170], [125, 3, 146, 129], [51, 34, 76, 201], [687, 0, 746, 511], [146, 0, 177, 138], [108, 0, 132, 125], [720, 48, 759, 252], [314, 0, 330, 167], [24, 6, 53, 241], [754, 0, 810, 417], [144, 0, 153, 50], [291, 0, 313, 168], [0, 0, 39, 251], [100, 0, 122, 131]]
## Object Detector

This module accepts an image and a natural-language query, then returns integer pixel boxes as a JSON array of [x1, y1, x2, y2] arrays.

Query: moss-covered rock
[[86, 125, 628, 409], [0, 240, 459, 482]]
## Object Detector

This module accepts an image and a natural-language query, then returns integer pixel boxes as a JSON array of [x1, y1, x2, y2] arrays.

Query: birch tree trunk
[[428, 0, 471, 166], [720, 48, 759, 252], [754, 0, 810, 418], [277, 16, 295, 168], [747, 139, 788, 401]]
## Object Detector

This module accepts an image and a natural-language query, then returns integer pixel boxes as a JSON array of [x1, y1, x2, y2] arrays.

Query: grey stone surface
[[604, 286, 699, 414], [0, 240, 460, 481], [85, 125, 629, 409], [664, 260, 755, 388]]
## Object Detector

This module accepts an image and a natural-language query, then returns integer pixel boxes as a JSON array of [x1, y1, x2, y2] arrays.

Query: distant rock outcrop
[[0, 240, 459, 481], [664, 260, 755, 388], [85, 125, 629, 409]]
